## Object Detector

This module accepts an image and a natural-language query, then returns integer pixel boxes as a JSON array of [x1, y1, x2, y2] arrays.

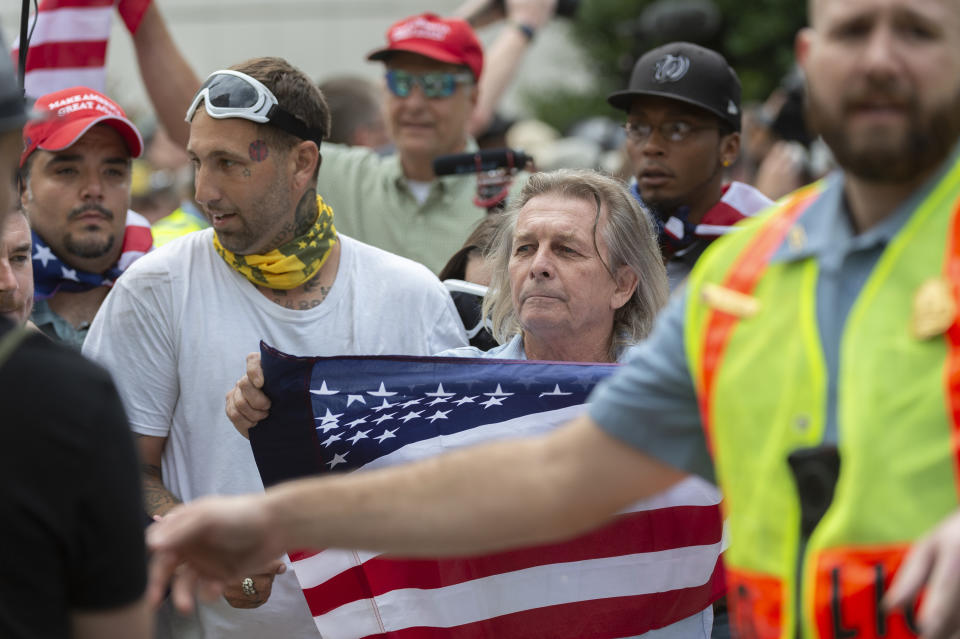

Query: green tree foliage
[[525, 0, 807, 133]]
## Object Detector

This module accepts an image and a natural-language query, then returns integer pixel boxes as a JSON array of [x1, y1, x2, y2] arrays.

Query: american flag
[[30, 210, 153, 299], [252, 343, 726, 639], [11, 0, 150, 99]]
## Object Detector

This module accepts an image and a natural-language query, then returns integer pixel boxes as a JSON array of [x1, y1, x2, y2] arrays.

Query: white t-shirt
[[83, 230, 466, 638], [405, 179, 433, 205]]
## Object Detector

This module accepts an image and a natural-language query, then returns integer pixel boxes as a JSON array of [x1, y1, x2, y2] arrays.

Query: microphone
[[433, 148, 532, 176]]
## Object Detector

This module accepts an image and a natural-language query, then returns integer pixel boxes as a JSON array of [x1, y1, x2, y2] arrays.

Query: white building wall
[[1, 0, 593, 124]]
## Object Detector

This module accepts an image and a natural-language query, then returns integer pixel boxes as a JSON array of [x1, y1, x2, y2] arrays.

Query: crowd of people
[[3, 0, 960, 637]]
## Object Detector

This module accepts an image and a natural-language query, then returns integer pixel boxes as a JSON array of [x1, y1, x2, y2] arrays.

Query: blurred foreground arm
[[885, 509, 960, 639], [148, 414, 685, 608]]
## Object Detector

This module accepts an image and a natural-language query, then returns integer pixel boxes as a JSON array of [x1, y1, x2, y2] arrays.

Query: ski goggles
[[185, 69, 323, 146], [385, 70, 474, 99]]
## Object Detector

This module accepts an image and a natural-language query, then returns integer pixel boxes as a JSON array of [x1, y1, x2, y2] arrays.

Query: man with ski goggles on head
[[133, 2, 557, 275], [82, 57, 467, 639]]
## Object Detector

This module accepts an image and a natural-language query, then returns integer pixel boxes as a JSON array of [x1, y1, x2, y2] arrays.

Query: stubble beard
[[60, 202, 118, 260], [63, 232, 116, 259], [214, 180, 293, 256], [640, 160, 723, 223], [805, 81, 960, 184]]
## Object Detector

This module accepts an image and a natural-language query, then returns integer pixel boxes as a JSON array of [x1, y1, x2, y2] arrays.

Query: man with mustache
[[19, 87, 152, 348], [609, 42, 773, 290], [147, 0, 960, 637]]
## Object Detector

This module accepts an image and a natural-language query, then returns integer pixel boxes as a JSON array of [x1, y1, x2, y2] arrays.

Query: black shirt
[[0, 319, 147, 637]]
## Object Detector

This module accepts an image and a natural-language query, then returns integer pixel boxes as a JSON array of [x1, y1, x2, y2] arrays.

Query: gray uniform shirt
[[588, 145, 960, 482]]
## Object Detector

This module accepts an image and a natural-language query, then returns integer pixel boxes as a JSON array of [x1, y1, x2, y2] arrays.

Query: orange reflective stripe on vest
[[812, 545, 920, 639], [729, 545, 924, 639], [726, 566, 784, 639], [698, 186, 821, 451], [943, 195, 960, 493]]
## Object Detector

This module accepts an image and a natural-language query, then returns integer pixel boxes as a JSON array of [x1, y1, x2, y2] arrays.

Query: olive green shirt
[[317, 143, 526, 274]]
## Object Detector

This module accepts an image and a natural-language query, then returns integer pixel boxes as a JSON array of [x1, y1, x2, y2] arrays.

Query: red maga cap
[[21, 86, 143, 168], [367, 13, 483, 80]]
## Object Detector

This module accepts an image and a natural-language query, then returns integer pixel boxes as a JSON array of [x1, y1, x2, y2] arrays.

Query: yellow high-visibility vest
[[150, 207, 207, 247], [683, 160, 960, 639]]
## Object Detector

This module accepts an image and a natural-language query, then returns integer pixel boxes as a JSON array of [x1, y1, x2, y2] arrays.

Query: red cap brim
[[21, 114, 144, 167], [367, 43, 477, 77]]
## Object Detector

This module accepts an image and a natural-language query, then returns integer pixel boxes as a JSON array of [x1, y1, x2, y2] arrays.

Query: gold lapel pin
[[701, 283, 761, 319], [911, 277, 957, 339]]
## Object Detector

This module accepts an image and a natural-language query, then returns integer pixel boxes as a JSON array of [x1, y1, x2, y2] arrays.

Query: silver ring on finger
[[241, 577, 257, 597]]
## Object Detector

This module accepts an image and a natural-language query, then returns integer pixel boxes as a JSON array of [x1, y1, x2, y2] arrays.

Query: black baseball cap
[[607, 42, 741, 132]]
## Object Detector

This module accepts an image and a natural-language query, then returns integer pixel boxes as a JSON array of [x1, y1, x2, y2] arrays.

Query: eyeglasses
[[385, 70, 474, 99], [185, 69, 323, 145], [622, 121, 717, 144]]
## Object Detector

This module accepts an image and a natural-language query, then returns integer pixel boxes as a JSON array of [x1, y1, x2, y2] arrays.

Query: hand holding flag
[[225, 352, 271, 438]]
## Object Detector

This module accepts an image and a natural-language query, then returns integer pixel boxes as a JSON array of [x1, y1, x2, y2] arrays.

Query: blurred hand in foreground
[[885, 508, 960, 639], [147, 494, 283, 614]]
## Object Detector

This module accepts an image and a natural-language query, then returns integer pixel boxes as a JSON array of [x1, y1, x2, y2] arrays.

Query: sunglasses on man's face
[[385, 70, 474, 99]]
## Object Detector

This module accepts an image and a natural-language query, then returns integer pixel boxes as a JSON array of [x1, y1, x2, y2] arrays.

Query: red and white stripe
[[117, 209, 153, 271], [288, 476, 725, 639], [11, 0, 115, 99], [694, 182, 774, 237]]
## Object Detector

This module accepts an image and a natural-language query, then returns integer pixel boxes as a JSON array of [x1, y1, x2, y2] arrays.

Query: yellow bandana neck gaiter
[[213, 195, 337, 290]]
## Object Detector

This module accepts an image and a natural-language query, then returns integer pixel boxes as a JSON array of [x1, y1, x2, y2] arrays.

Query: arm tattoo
[[138, 447, 181, 517]]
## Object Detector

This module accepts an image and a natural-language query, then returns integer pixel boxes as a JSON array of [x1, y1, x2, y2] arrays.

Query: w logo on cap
[[654, 55, 690, 83]]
